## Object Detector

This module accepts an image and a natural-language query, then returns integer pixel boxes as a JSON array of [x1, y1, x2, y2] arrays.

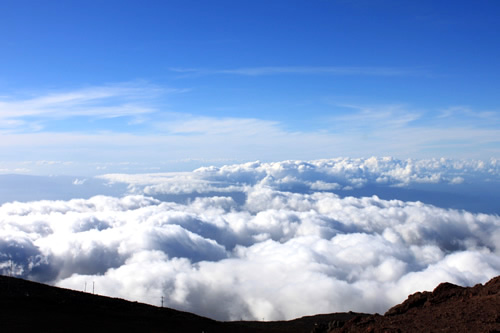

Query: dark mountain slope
[[0, 275, 361, 333], [1, 275, 498, 333]]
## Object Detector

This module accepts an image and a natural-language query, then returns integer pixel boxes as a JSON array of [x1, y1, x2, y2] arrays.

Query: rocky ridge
[[1, 275, 499, 332], [315, 276, 500, 333]]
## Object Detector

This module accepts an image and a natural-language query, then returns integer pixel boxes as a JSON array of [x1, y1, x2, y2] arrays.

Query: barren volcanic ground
[[0, 275, 362, 333], [0, 275, 499, 333], [323, 276, 500, 333]]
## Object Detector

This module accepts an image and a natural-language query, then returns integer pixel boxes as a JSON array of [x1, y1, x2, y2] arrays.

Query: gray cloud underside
[[1, 158, 500, 321]]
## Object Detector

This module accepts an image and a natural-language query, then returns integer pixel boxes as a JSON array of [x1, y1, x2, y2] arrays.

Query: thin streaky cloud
[[326, 103, 423, 131], [437, 106, 500, 125], [169, 66, 428, 77], [156, 116, 282, 136], [2, 115, 499, 163], [0, 82, 186, 121]]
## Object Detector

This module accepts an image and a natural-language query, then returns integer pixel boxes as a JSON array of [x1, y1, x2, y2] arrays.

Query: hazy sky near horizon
[[1, 0, 499, 175]]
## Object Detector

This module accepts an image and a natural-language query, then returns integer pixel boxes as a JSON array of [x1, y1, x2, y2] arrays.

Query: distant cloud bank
[[1, 157, 499, 320], [101, 156, 500, 191]]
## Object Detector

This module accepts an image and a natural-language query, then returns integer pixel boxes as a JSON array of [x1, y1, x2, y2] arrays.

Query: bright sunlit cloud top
[[1, 157, 499, 320]]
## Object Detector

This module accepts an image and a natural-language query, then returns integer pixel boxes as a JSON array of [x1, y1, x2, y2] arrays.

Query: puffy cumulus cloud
[[1, 174, 499, 321], [100, 157, 500, 215], [100, 157, 500, 193], [197, 157, 500, 187]]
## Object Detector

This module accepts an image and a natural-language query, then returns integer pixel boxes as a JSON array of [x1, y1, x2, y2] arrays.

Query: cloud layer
[[1, 158, 499, 321], [101, 157, 500, 213]]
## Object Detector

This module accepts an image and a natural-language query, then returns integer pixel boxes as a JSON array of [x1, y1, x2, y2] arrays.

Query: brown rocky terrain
[[320, 276, 500, 333], [1, 274, 498, 332]]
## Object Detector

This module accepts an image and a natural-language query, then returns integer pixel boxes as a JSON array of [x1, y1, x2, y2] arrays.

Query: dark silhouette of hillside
[[1, 275, 498, 332], [0, 275, 361, 332]]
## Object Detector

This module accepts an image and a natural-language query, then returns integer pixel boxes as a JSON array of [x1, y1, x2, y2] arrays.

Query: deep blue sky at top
[[2, 1, 498, 102], [0, 0, 499, 174]]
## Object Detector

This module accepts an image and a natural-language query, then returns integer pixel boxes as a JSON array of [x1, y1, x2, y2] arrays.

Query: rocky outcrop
[[322, 276, 500, 333]]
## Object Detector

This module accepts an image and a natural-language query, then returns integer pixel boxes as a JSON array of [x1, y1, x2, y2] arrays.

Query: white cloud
[[100, 157, 500, 192], [327, 103, 423, 130], [0, 83, 155, 120], [72, 178, 87, 185], [158, 116, 281, 136], [0, 82, 188, 136], [1, 159, 499, 320]]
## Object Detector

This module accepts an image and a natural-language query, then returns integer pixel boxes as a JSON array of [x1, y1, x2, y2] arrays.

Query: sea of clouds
[[1, 157, 499, 320]]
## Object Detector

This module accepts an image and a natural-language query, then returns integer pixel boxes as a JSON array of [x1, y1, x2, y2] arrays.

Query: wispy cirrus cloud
[[326, 103, 423, 131], [1, 82, 498, 174], [2, 112, 499, 175], [0, 82, 186, 128], [156, 116, 282, 136], [437, 105, 500, 127], [169, 66, 427, 77], [325, 102, 500, 149]]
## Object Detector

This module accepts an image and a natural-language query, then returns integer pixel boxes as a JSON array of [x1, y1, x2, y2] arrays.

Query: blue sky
[[1, 0, 499, 175]]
